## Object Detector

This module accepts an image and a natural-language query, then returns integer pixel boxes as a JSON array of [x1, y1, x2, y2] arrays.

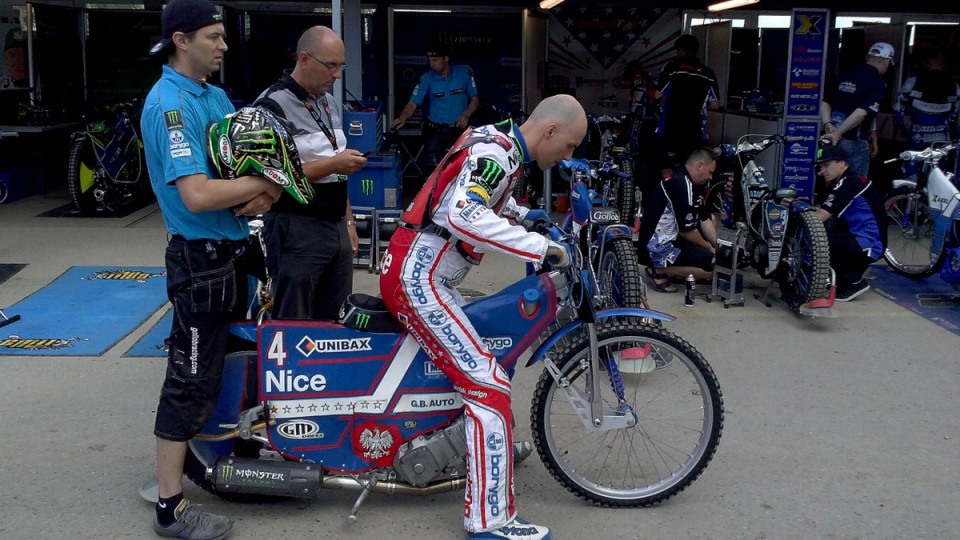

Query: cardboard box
[[343, 101, 384, 154], [347, 153, 401, 210]]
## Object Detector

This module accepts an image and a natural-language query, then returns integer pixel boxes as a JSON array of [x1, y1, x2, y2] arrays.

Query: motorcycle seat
[[773, 187, 797, 203], [339, 293, 403, 333]]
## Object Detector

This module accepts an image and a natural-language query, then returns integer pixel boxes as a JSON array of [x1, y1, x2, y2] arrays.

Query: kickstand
[[0, 308, 21, 329], [346, 476, 378, 524], [756, 279, 776, 308]]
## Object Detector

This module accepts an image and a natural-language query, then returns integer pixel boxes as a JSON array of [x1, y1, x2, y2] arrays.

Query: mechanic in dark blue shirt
[[637, 147, 718, 292], [391, 43, 480, 182], [820, 42, 895, 178], [814, 144, 887, 302], [653, 34, 721, 179]]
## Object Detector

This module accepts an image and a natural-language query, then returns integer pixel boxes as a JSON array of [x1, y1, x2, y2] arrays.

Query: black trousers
[[262, 212, 353, 320], [826, 223, 875, 290], [155, 237, 248, 442], [420, 123, 464, 174]]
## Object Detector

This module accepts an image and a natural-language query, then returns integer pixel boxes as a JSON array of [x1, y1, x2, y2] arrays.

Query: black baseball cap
[[149, 0, 223, 56], [813, 144, 848, 164]]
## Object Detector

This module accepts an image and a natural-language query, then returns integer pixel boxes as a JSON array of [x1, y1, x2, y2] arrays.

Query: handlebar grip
[[545, 252, 563, 266], [535, 221, 564, 241]]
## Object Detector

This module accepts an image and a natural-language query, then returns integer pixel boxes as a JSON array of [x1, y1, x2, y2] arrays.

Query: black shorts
[[154, 237, 247, 442], [673, 238, 715, 272]]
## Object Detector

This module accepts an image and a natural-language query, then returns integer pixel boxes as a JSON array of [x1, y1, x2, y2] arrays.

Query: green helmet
[[207, 106, 314, 204]]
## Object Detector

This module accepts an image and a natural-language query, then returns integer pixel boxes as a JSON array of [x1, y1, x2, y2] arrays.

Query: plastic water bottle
[[684, 274, 696, 308]]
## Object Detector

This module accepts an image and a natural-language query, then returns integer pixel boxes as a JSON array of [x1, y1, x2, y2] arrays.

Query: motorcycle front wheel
[[777, 208, 831, 308], [66, 136, 100, 215], [882, 187, 939, 278], [594, 237, 645, 309], [530, 320, 723, 507]]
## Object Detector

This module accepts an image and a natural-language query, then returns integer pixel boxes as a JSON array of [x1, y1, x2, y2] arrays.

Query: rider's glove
[[545, 240, 572, 268], [522, 209, 552, 231]]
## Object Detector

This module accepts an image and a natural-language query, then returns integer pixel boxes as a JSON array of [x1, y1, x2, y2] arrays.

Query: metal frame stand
[[708, 226, 746, 308], [352, 206, 376, 272]]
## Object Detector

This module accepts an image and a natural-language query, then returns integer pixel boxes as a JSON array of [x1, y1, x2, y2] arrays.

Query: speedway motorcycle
[[66, 100, 152, 214], [555, 158, 647, 311], [882, 140, 960, 285], [714, 134, 833, 312], [178, 224, 723, 522]]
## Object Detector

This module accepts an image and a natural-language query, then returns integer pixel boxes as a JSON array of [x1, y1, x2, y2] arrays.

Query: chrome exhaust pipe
[[323, 476, 466, 495]]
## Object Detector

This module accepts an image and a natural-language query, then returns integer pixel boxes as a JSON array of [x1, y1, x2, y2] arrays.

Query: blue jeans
[[838, 139, 870, 177]]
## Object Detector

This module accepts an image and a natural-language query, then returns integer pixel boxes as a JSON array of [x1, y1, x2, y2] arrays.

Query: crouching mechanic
[[637, 146, 718, 292], [813, 144, 886, 301], [379, 94, 587, 540]]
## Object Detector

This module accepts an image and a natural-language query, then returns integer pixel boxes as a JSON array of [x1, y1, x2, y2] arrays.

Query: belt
[[400, 220, 452, 241], [170, 234, 240, 246]]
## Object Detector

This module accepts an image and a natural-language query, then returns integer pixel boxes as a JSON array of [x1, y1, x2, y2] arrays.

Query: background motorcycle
[[66, 99, 152, 214], [714, 134, 833, 311], [555, 158, 647, 311], [180, 223, 723, 522], [882, 140, 960, 285]]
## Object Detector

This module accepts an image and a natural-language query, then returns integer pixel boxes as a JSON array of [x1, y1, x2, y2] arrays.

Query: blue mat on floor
[[869, 264, 960, 336], [124, 308, 172, 357], [0, 266, 167, 356]]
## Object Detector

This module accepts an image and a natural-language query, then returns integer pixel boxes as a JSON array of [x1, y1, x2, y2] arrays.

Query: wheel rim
[[884, 192, 935, 274], [540, 334, 717, 501]]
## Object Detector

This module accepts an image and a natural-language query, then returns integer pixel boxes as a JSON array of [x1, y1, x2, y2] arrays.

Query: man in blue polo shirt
[[140, 0, 281, 538], [390, 43, 480, 183]]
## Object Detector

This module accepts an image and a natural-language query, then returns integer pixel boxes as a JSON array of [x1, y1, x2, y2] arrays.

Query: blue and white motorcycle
[[180, 224, 723, 521]]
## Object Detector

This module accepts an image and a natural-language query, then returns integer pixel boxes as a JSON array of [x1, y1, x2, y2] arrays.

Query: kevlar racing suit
[[379, 120, 549, 533]]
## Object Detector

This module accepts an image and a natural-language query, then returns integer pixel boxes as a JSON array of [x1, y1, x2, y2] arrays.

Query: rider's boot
[[468, 517, 551, 540], [513, 440, 534, 464]]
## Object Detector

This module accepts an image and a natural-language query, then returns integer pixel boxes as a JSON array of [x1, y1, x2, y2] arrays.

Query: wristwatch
[[346, 220, 357, 227]]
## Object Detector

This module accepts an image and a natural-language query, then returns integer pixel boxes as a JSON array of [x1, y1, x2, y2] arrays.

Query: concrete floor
[[0, 192, 958, 540]]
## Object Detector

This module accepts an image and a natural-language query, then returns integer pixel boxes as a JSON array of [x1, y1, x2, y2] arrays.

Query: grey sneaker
[[152, 499, 233, 540], [513, 440, 534, 464]]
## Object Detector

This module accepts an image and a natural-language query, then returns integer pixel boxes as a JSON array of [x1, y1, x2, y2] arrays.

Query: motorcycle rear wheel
[[530, 320, 723, 507], [777, 208, 831, 308], [594, 237, 645, 309], [66, 137, 100, 215], [882, 187, 940, 278]]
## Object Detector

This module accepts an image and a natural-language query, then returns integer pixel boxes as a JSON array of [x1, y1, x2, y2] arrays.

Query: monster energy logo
[[221, 464, 234, 481], [474, 158, 504, 191], [164, 110, 183, 130], [361, 178, 375, 197], [354, 313, 371, 329]]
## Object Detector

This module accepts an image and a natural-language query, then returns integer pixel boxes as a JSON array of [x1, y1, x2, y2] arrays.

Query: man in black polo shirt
[[255, 26, 368, 319], [653, 34, 721, 179]]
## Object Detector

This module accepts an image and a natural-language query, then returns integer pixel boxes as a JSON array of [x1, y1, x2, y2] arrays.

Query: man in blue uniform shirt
[[814, 144, 887, 302], [391, 43, 480, 183], [141, 0, 282, 538]]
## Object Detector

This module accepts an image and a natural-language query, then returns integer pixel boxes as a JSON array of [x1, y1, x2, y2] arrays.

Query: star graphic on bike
[[296, 404, 304, 413], [320, 403, 328, 411], [335, 402, 343, 411], [282, 405, 291, 414], [270, 405, 278, 415]]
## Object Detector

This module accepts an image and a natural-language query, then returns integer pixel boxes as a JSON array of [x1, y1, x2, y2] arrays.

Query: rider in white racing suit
[[380, 95, 586, 540]]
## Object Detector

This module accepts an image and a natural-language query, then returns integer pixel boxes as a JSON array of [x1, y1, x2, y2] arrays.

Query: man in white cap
[[820, 42, 896, 177]]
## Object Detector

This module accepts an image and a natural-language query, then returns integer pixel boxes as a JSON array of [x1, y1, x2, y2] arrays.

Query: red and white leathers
[[380, 120, 548, 534]]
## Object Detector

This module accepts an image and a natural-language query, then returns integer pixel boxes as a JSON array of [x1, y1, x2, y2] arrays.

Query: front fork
[[541, 321, 636, 432]]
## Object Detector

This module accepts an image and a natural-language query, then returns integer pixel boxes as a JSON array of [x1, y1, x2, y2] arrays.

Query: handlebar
[[883, 141, 958, 165]]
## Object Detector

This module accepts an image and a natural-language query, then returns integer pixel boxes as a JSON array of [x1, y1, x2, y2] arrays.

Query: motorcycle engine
[[393, 416, 469, 487]]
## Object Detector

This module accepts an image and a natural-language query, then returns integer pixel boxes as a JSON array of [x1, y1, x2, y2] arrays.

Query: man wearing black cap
[[390, 42, 480, 185], [141, 0, 281, 538], [813, 144, 886, 302]]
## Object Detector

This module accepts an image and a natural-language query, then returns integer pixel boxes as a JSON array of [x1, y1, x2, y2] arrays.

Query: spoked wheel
[[883, 187, 939, 278], [66, 137, 101, 214], [594, 237, 645, 309], [530, 320, 723, 507], [777, 208, 831, 309]]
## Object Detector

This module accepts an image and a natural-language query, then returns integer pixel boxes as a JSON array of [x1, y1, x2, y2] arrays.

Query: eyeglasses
[[306, 52, 347, 72]]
